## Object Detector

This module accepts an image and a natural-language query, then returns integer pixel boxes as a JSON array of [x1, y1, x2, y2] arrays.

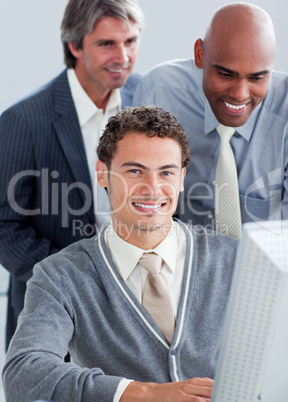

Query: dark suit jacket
[[0, 69, 141, 347]]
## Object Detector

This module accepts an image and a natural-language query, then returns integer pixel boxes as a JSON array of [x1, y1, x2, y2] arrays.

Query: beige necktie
[[214, 124, 242, 239], [140, 253, 174, 343]]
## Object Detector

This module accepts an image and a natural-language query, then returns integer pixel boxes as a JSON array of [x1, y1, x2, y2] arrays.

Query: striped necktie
[[214, 124, 242, 239]]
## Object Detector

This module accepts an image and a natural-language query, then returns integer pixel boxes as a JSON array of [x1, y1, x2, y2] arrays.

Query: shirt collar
[[67, 68, 121, 127], [106, 220, 179, 281], [204, 94, 264, 142], [107, 86, 122, 111]]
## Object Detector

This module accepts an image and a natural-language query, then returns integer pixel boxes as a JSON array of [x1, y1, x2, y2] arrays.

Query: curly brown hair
[[97, 106, 190, 169]]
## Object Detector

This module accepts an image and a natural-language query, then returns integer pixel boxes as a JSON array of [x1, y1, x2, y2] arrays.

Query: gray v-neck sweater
[[3, 222, 237, 402]]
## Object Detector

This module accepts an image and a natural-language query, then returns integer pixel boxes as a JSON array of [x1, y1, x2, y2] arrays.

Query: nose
[[114, 44, 129, 65], [139, 174, 161, 198], [229, 79, 250, 101]]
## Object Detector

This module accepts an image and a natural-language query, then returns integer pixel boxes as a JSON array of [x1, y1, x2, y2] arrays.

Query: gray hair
[[61, 0, 145, 68]]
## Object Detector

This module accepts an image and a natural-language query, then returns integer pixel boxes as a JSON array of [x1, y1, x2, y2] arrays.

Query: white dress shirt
[[106, 220, 187, 317], [67, 69, 121, 229], [105, 219, 188, 401]]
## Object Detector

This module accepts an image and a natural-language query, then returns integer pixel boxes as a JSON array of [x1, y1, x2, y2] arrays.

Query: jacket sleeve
[[0, 108, 59, 281], [2, 259, 124, 402]]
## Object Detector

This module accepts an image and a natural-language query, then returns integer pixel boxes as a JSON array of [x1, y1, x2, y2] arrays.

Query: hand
[[120, 377, 214, 401]]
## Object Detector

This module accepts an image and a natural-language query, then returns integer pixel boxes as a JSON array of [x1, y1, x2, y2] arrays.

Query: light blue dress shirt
[[133, 59, 288, 229]]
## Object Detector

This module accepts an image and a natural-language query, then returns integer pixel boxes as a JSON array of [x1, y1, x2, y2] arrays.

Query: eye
[[218, 71, 233, 78], [161, 171, 173, 176], [129, 169, 141, 174], [249, 75, 265, 81], [125, 37, 138, 46], [99, 40, 114, 47]]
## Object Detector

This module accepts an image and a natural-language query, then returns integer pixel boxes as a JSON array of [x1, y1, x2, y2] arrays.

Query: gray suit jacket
[[0, 69, 141, 347]]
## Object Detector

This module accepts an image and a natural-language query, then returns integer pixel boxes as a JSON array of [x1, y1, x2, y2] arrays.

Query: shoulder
[[140, 59, 202, 89], [120, 72, 142, 107], [0, 70, 68, 119], [34, 236, 99, 281], [43, 235, 98, 266], [123, 71, 142, 90], [265, 70, 288, 119], [178, 222, 238, 298], [270, 69, 288, 87], [180, 221, 238, 263], [133, 59, 204, 107]]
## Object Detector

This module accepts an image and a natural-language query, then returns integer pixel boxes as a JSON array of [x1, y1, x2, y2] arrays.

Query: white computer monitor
[[211, 220, 288, 402]]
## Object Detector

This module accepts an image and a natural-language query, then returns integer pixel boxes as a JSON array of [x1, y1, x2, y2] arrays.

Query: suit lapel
[[52, 71, 95, 223], [50, 70, 141, 225]]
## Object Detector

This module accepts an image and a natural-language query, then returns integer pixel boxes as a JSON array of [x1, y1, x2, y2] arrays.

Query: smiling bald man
[[133, 3, 288, 235]]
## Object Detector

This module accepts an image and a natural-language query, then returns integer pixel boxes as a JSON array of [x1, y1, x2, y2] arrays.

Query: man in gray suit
[[0, 0, 144, 349]]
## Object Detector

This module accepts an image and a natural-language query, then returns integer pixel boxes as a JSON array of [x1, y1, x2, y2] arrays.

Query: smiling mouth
[[105, 64, 130, 73], [132, 202, 163, 209], [224, 101, 248, 111], [106, 68, 125, 73], [131, 200, 169, 215]]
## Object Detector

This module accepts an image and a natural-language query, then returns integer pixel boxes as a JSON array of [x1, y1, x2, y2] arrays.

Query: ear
[[67, 42, 83, 60], [194, 39, 204, 69], [180, 167, 186, 192], [96, 160, 109, 188]]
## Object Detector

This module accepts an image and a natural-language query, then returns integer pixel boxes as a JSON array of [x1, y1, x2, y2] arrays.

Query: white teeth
[[107, 69, 123, 73], [133, 203, 162, 209], [224, 101, 247, 110]]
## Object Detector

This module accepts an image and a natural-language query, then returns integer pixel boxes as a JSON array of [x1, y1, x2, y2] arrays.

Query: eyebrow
[[120, 162, 181, 170], [126, 34, 139, 41], [213, 64, 270, 77], [97, 34, 139, 45]]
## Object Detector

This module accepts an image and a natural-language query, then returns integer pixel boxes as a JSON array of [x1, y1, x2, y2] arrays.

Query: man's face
[[69, 17, 140, 96], [97, 133, 186, 243], [195, 32, 274, 127]]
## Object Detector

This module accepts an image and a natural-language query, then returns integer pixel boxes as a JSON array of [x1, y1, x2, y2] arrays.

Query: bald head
[[205, 3, 276, 59], [194, 3, 275, 127]]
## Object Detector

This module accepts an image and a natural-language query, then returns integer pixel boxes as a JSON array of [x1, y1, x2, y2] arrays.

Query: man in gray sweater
[[2, 106, 238, 401]]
